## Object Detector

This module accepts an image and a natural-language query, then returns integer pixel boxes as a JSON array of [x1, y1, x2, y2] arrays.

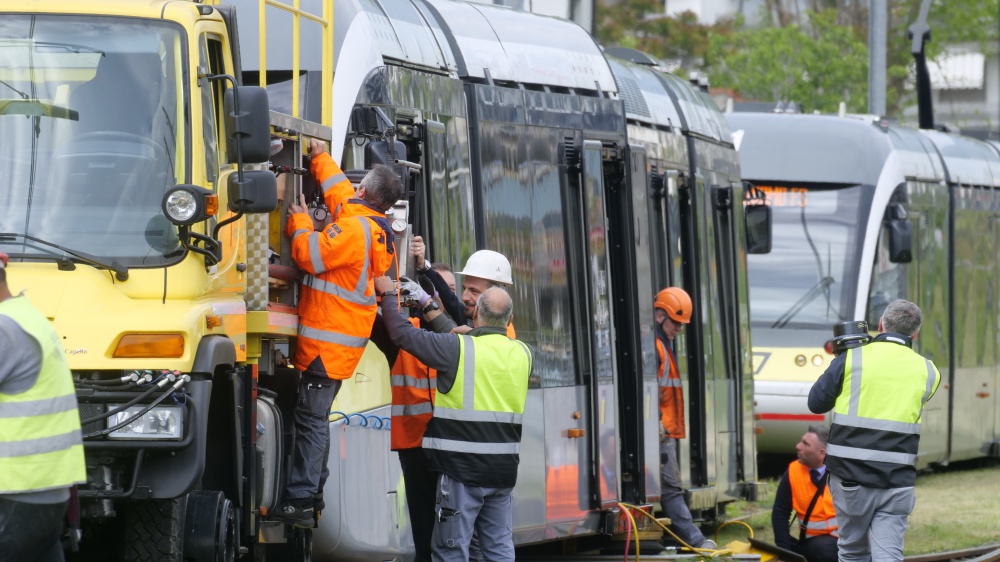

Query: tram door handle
[[562, 428, 586, 438]]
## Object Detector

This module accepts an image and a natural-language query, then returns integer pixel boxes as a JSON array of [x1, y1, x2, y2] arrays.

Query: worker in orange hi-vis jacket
[[654, 287, 715, 550], [272, 140, 403, 528]]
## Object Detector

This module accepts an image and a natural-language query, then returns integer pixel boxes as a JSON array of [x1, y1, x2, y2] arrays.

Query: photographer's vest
[[390, 318, 436, 450], [826, 338, 940, 488], [656, 335, 685, 439], [0, 296, 86, 493], [422, 333, 531, 489], [787, 462, 838, 538]]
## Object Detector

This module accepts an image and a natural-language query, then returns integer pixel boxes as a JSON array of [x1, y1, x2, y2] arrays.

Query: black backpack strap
[[799, 472, 829, 544]]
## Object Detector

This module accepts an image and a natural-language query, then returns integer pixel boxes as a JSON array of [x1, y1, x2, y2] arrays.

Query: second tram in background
[[728, 111, 1000, 463]]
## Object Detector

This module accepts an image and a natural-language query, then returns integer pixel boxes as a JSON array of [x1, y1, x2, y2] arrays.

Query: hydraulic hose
[[83, 376, 188, 438], [79, 376, 174, 425]]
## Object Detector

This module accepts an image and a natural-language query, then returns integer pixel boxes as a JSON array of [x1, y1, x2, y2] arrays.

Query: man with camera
[[808, 299, 941, 562]]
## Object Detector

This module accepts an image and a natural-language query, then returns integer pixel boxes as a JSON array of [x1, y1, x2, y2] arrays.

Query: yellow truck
[[0, 2, 362, 560]]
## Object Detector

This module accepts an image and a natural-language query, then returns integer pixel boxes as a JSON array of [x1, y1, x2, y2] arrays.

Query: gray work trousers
[[285, 374, 342, 500], [660, 438, 706, 547], [829, 473, 915, 562], [431, 473, 513, 562]]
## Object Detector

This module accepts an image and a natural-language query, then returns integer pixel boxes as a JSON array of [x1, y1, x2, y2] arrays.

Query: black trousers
[[285, 373, 343, 501], [0, 498, 68, 562], [801, 534, 839, 562], [398, 448, 437, 562]]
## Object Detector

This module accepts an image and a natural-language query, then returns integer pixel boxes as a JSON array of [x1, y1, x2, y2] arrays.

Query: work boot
[[271, 498, 315, 529]]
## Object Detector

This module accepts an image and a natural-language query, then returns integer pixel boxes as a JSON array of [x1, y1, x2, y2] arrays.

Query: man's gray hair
[[881, 299, 922, 337], [807, 424, 829, 447], [476, 287, 513, 328], [360, 165, 403, 212]]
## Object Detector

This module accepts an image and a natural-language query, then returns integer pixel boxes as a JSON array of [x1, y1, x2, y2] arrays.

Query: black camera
[[830, 320, 871, 356]]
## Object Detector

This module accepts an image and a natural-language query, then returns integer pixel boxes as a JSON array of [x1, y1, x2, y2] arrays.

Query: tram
[[231, 0, 760, 558], [728, 111, 1000, 464]]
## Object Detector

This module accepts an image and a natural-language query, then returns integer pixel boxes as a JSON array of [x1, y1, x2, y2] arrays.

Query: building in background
[[902, 46, 999, 140]]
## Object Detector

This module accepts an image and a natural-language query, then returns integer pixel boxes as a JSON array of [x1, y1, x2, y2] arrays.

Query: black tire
[[120, 499, 186, 562]]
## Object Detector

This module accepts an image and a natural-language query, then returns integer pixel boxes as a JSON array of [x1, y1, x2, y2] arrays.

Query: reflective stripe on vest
[[0, 296, 86, 493], [321, 172, 348, 194], [391, 375, 433, 390], [423, 334, 531, 455], [828, 345, 940, 467]]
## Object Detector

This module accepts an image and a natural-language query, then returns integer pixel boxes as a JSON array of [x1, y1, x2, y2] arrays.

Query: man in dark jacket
[[373, 277, 531, 562], [808, 299, 940, 562]]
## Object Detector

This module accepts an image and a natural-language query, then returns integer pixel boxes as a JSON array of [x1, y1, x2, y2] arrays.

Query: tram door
[[578, 140, 620, 508], [709, 178, 749, 487]]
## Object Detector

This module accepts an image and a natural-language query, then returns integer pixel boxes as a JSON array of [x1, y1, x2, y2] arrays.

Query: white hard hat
[[457, 250, 513, 286]]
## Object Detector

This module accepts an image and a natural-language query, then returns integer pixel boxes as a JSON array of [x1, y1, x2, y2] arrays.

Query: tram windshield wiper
[[771, 276, 835, 329], [0, 232, 129, 281]]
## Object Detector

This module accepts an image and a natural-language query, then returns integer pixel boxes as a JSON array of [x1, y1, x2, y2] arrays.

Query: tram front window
[[747, 184, 867, 331]]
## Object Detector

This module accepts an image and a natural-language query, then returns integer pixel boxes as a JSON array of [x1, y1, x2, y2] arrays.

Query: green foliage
[[594, 0, 1000, 118], [706, 10, 868, 113]]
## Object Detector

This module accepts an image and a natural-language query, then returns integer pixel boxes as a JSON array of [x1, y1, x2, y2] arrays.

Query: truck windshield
[[746, 183, 868, 330], [0, 16, 185, 267]]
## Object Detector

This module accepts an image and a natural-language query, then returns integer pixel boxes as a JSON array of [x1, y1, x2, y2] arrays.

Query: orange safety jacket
[[286, 157, 394, 380], [310, 152, 355, 219], [656, 336, 685, 439], [788, 462, 839, 538], [390, 317, 436, 450]]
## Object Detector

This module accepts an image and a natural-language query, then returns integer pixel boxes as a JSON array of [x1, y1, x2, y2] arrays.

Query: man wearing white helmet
[[456, 250, 515, 338]]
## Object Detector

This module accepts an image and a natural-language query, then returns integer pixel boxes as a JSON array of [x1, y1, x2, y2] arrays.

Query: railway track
[[904, 545, 1000, 562]]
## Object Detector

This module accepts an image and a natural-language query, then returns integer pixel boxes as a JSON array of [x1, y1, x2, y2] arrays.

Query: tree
[[705, 10, 868, 113], [594, 0, 999, 118]]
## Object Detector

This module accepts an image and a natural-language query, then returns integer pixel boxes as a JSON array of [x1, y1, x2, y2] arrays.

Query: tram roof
[[917, 129, 1000, 187], [726, 113, 894, 184], [423, 0, 616, 93], [607, 57, 683, 131]]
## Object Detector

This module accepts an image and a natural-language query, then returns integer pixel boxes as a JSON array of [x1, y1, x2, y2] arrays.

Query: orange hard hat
[[654, 287, 692, 324]]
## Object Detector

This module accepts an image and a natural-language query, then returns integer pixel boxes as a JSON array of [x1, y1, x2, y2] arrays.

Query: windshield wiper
[[0, 233, 128, 281], [771, 276, 835, 329]]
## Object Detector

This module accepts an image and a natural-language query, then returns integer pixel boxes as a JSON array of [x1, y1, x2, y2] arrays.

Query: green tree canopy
[[595, 0, 1000, 118]]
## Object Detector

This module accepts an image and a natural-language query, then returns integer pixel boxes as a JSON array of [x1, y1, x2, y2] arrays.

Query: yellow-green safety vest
[[0, 296, 86, 494], [827, 342, 939, 468]]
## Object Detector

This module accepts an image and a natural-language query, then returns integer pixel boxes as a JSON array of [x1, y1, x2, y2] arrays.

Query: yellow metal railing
[[203, 0, 334, 125], [258, 0, 333, 125]]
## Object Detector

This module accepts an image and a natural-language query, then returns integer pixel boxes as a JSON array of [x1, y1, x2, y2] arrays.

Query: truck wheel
[[121, 499, 186, 562], [265, 528, 312, 562], [184, 491, 237, 562]]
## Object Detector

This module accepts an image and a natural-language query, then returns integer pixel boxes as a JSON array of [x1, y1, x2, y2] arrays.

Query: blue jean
[[829, 473, 914, 562], [660, 438, 705, 547], [285, 374, 342, 500], [431, 473, 513, 562]]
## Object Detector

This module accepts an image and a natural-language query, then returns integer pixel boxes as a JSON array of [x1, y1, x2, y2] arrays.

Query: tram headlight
[[107, 405, 183, 440], [811, 354, 824, 367], [795, 354, 807, 367]]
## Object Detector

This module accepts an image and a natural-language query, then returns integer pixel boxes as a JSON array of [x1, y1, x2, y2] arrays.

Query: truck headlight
[[107, 406, 183, 440]]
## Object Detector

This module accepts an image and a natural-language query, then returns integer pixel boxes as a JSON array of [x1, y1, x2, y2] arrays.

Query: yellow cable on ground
[[618, 502, 727, 556], [616, 502, 642, 562], [715, 520, 755, 542]]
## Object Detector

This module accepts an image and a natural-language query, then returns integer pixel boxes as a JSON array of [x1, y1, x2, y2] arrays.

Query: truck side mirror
[[228, 169, 278, 213], [745, 203, 772, 254], [224, 86, 271, 164]]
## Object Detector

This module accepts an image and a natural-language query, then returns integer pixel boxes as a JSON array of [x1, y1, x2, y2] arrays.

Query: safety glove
[[399, 276, 433, 309]]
